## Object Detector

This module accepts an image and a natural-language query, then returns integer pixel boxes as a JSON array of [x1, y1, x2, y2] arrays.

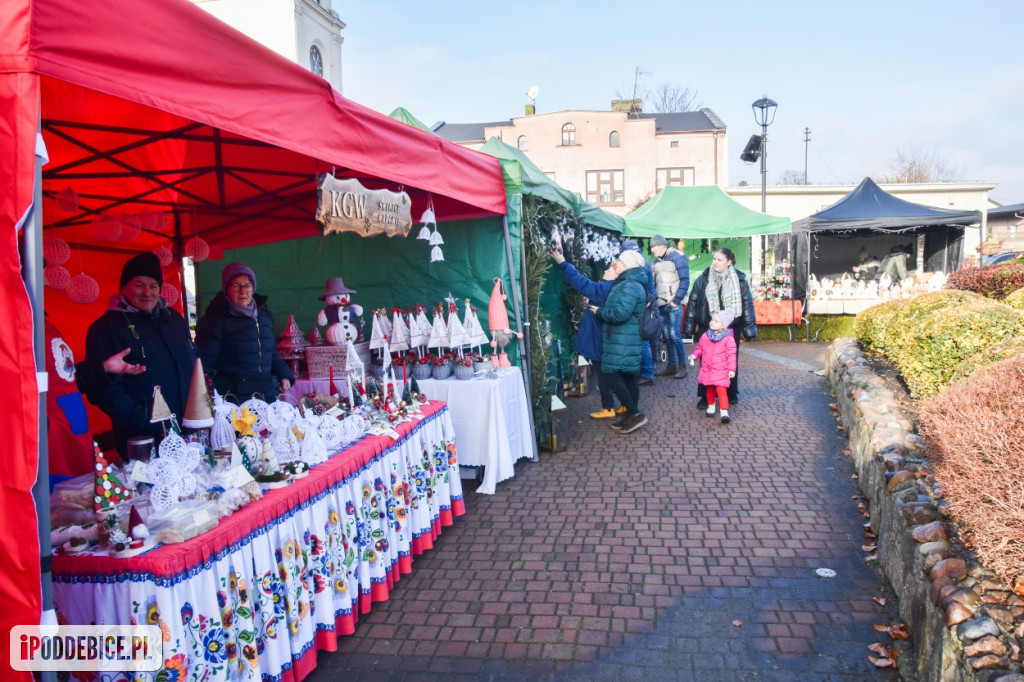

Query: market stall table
[[416, 366, 534, 495], [287, 367, 534, 495], [52, 402, 462, 682]]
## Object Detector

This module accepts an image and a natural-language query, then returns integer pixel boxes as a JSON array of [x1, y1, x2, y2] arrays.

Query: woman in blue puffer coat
[[196, 262, 294, 402], [591, 250, 649, 435]]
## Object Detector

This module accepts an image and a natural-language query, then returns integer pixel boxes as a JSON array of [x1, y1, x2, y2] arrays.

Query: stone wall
[[827, 338, 1024, 682]]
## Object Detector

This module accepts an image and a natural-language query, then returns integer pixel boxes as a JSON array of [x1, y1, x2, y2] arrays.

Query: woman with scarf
[[682, 248, 757, 408], [195, 262, 294, 402]]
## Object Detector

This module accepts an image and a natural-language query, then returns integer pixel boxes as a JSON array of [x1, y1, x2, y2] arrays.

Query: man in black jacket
[[77, 253, 196, 457]]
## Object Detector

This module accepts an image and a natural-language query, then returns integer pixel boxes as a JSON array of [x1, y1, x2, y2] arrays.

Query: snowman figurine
[[317, 276, 363, 346]]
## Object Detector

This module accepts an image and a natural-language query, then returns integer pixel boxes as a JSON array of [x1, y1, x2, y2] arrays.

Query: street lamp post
[[752, 95, 777, 279]]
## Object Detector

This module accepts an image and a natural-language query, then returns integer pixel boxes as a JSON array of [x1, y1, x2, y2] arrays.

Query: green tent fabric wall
[[195, 215, 522, 366], [625, 185, 790, 238]]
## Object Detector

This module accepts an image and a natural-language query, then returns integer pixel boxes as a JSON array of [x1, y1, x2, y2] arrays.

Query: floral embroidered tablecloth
[[52, 402, 463, 682]]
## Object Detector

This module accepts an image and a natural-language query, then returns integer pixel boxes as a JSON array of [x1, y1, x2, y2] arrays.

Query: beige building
[[192, 0, 344, 91], [433, 102, 729, 216]]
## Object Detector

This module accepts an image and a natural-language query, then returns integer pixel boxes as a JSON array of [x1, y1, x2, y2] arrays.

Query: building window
[[309, 46, 324, 77], [656, 167, 695, 190], [670, 141, 679, 148], [561, 123, 576, 146], [609, 131, 620, 148], [518, 135, 529, 152], [586, 170, 624, 205]]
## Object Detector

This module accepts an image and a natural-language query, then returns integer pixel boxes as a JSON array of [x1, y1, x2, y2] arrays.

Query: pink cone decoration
[[118, 212, 141, 241], [153, 245, 174, 268], [90, 212, 121, 242], [67, 273, 100, 304], [185, 236, 209, 262], [43, 236, 71, 265], [56, 187, 79, 212], [44, 265, 71, 290]]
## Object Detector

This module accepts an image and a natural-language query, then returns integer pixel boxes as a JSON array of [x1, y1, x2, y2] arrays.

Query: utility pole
[[803, 127, 811, 185]]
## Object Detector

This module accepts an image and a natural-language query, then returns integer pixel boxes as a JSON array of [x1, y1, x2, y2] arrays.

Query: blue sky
[[338, 1, 1024, 204]]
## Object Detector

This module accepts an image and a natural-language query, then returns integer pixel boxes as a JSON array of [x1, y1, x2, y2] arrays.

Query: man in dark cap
[[77, 252, 196, 457]]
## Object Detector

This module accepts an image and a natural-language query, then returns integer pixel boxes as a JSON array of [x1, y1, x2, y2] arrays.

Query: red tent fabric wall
[[0, 0, 507, 673]]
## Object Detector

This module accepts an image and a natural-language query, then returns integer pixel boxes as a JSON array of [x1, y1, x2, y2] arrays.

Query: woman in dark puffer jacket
[[196, 262, 294, 402], [682, 248, 756, 407]]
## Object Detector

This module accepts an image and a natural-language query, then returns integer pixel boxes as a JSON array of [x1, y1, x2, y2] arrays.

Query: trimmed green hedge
[[855, 291, 1024, 399]]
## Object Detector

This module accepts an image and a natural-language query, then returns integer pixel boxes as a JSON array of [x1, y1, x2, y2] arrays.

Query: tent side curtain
[[624, 185, 790, 238], [792, 177, 982, 232]]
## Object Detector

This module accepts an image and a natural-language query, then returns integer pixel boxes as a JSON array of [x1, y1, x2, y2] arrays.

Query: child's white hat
[[713, 309, 735, 328]]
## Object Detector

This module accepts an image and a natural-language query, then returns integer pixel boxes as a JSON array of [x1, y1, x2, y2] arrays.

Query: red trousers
[[706, 385, 729, 410]]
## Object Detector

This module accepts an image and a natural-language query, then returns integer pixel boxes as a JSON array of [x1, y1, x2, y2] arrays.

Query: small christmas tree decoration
[[182, 358, 214, 429], [93, 442, 131, 514], [277, 312, 309, 378], [402, 379, 413, 405], [150, 385, 173, 423], [306, 325, 326, 347]]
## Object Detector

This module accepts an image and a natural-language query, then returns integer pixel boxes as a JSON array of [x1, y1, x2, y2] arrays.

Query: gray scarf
[[705, 266, 741, 317]]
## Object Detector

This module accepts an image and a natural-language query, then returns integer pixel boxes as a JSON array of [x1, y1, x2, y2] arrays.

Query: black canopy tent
[[786, 178, 981, 300]]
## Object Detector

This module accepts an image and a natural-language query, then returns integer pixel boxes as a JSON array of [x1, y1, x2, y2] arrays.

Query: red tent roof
[[3, 0, 506, 254], [0, 0, 507, 665]]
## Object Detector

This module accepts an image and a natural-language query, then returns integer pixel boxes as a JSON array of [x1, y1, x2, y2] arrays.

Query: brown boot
[[657, 364, 676, 377]]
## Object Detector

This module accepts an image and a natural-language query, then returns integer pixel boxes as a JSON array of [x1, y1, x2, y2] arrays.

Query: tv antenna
[[631, 67, 651, 116]]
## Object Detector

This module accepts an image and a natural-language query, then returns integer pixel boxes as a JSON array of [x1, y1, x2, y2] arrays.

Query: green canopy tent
[[388, 107, 433, 133], [624, 185, 790, 287]]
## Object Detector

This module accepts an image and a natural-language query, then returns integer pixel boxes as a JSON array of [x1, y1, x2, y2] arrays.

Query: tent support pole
[[28, 118, 58, 682], [503, 214, 538, 462]]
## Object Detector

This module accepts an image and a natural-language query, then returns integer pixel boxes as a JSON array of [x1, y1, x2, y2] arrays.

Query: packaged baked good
[[147, 499, 218, 544]]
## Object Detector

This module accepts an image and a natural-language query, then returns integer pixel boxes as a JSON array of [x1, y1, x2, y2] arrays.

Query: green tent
[[624, 185, 790, 238], [388, 107, 433, 133]]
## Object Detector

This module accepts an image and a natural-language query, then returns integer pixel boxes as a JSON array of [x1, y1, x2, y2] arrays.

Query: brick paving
[[305, 341, 901, 681]]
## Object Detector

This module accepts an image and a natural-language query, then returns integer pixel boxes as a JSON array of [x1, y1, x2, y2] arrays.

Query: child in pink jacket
[[688, 309, 737, 423]]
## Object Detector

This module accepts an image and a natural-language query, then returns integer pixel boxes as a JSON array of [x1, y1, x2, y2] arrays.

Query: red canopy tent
[[1, 0, 506, 671]]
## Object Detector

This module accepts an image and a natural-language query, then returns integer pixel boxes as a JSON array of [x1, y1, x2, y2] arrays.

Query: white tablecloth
[[416, 367, 534, 495]]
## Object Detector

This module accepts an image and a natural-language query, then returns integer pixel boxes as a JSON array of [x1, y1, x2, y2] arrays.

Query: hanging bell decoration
[[184, 236, 210, 262], [67, 272, 100, 304]]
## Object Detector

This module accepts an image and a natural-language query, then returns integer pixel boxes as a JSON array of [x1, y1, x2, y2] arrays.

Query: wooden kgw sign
[[316, 175, 413, 238]]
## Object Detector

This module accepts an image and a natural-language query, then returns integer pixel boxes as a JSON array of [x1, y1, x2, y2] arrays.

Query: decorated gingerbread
[[316, 276, 363, 345]]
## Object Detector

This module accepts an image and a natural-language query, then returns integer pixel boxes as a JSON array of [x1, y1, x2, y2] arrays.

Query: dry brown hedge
[[919, 355, 1024, 586]]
